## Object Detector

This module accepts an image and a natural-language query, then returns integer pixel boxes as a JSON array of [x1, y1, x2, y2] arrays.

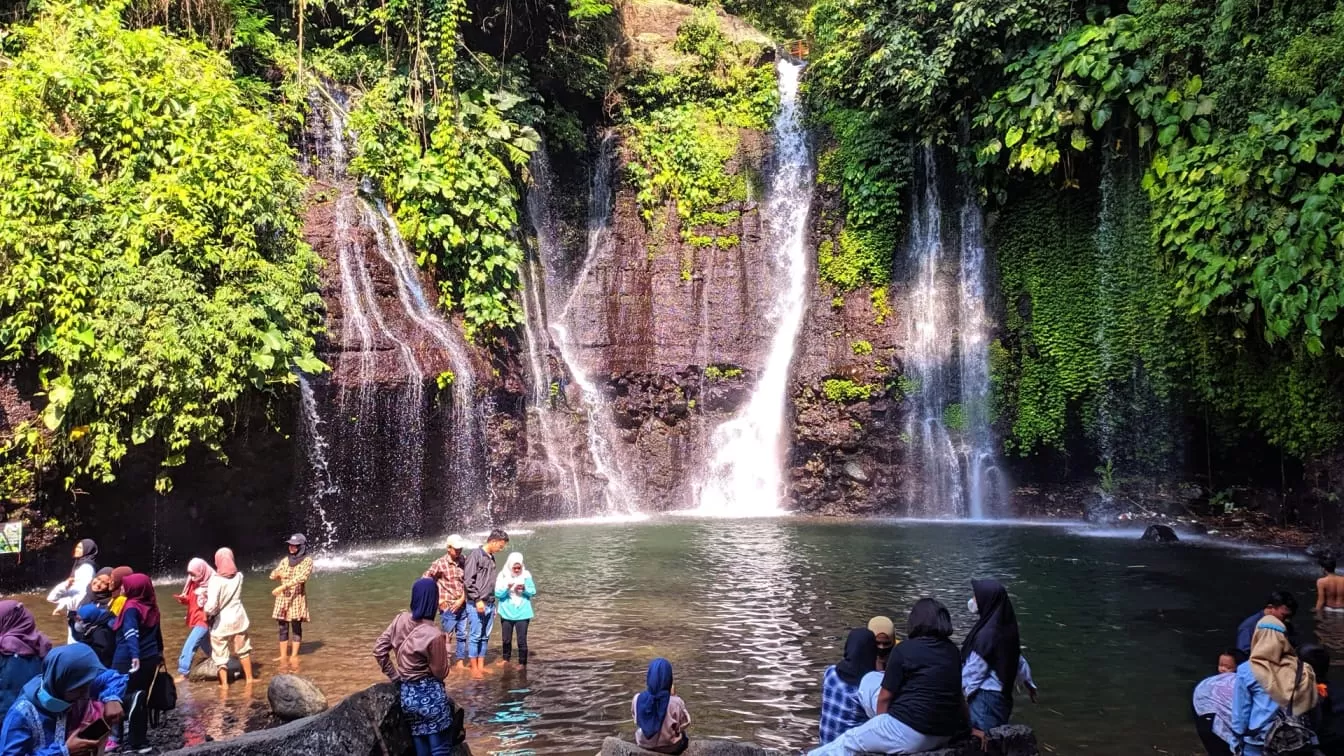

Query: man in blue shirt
[[1236, 591, 1298, 656]]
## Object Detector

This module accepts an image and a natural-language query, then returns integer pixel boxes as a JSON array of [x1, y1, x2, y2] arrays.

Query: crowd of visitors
[[1192, 556, 1344, 756]]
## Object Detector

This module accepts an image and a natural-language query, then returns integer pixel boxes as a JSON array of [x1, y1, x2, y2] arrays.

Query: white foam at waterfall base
[[696, 59, 813, 517]]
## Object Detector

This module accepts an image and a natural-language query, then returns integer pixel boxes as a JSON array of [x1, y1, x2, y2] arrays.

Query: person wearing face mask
[[0, 644, 127, 756], [867, 616, 896, 671], [961, 580, 1038, 733]]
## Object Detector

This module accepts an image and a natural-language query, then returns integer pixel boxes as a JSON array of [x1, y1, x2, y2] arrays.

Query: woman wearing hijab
[[811, 599, 967, 756], [1232, 615, 1319, 756], [493, 552, 536, 666], [961, 579, 1038, 731], [46, 539, 98, 643], [269, 534, 315, 667], [203, 547, 254, 687], [112, 573, 163, 752], [174, 557, 214, 679], [84, 568, 115, 609], [0, 644, 127, 756], [0, 601, 52, 714], [632, 658, 691, 754], [819, 628, 878, 745], [373, 578, 455, 756], [109, 566, 133, 616]]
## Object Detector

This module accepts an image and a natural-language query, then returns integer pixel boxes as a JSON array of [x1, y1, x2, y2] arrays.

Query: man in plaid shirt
[[424, 534, 469, 666]]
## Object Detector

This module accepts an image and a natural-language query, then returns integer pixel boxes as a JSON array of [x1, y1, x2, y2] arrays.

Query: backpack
[[1263, 658, 1320, 756]]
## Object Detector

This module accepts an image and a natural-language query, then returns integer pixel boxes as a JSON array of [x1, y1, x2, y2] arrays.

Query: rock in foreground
[[268, 674, 329, 721], [600, 726, 1037, 756], [164, 682, 467, 756]]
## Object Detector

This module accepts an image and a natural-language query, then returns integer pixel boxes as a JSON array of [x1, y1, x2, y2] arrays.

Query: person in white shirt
[[961, 579, 1038, 733], [46, 538, 98, 643]]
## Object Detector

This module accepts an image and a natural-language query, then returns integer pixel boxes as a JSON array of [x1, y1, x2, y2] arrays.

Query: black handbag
[[147, 627, 177, 725]]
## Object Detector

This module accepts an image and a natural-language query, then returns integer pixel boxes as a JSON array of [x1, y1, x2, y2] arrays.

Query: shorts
[[210, 631, 252, 665]]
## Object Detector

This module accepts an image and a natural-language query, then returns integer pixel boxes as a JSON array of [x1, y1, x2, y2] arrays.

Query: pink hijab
[[180, 557, 215, 607], [214, 547, 239, 578]]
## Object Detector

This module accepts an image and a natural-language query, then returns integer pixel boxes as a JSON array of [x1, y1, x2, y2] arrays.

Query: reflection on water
[[13, 519, 1318, 756]]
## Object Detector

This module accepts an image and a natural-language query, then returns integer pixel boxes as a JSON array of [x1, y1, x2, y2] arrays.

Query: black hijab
[[836, 628, 878, 686], [961, 579, 1022, 692], [70, 539, 98, 578]]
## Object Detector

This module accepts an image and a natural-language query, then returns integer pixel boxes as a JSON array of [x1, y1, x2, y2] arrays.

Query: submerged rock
[[164, 682, 468, 756], [188, 657, 243, 683], [599, 725, 1038, 756], [1141, 524, 1180, 543], [268, 674, 329, 721]]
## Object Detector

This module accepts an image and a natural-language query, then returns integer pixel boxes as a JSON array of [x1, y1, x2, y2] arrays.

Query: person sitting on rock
[[633, 658, 691, 754], [1192, 649, 1240, 756], [868, 616, 895, 671], [809, 599, 967, 756], [373, 578, 455, 756], [820, 628, 877, 745], [961, 579, 1037, 732]]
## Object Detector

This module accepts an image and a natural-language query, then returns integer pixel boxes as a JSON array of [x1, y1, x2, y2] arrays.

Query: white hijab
[[495, 552, 531, 606]]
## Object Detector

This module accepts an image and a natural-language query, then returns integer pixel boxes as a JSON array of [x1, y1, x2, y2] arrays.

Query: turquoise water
[[18, 518, 1324, 754]]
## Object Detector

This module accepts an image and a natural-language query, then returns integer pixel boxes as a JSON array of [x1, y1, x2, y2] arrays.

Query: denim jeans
[[412, 731, 457, 756], [440, 605, 469, 660], [178, 624, 210, 675], [467, 603, 495, 659], [968, 688, 1014, 731]]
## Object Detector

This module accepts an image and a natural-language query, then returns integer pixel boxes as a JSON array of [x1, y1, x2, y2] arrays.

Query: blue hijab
[[410, 578, 438, 621], [636, 658, 674, 738], [27, 644, 105, 714]]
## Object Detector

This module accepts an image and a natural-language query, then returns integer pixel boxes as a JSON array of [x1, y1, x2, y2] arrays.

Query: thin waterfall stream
[[696, 59, 813, 515]]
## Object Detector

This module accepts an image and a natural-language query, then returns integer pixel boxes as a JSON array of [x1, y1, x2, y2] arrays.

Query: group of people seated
[[810, 579, 1037, 756], [1194, 584, 1344, 756]]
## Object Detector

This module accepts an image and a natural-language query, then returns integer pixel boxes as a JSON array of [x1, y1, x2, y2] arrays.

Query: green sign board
[[0, 522, 21, 555]]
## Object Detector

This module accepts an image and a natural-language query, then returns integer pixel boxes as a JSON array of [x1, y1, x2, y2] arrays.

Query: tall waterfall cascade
[[903, 147, 1008, 518], [522, 136, 634, 514], [295, 87, 487, 539], [695, 59, 814, 516]]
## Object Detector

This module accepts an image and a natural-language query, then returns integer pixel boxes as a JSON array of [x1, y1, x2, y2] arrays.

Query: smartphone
[[77, 718, 110, 741]]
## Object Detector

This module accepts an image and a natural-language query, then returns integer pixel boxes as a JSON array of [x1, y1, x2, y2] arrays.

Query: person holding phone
[[0, 644, 127, 756], [493, 552, 536, 666]]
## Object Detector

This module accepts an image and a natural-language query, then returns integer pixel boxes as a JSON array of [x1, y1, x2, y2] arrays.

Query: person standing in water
[[494, 552, 536, 667], [961, 579, 1038, 732], [47, 539, 98, 642], [373, 578, 457, 755], [1318, 558, 1344, 613], [633, 658, 691, 754], [270, 534, 315, 666], [1236, 591, 1298, 655], [1232, 615, 1317, 756], [204, 547, 254, 687], [424, 535, 469, 668], [463, 529, 509, 671], [174, 558, 214, 679]]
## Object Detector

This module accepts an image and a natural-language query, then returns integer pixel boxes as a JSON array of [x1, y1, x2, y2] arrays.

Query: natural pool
[[16, 518, 1330, 755]]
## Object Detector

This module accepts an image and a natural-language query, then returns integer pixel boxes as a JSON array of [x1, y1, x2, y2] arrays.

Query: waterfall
[[1094, 151, 1120, 477], [550, 134, 635, 512], [297, 85, 486, 538], [695, 59, 813, 516], [902, 146, 1006, 518]]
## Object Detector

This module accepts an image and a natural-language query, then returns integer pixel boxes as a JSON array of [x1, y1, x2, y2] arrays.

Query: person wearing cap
[[868, 616, 896, 671], [268, 533, 315, 667], [424, 535, 469, 668]]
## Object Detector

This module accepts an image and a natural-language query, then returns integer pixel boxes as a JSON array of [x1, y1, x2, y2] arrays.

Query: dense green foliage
[[0, 1, 321, 492]]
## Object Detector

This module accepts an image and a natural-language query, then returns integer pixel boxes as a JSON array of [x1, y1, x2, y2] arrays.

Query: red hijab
[[113, 573, 161, 630]]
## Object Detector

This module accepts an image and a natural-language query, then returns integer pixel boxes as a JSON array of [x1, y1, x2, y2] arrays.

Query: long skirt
[[400, 677, 453, 736]]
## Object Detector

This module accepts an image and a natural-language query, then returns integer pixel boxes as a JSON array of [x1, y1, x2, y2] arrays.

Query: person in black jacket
[[74, 603, 117, 667], [808, 598, 968, 755], [463, 529, 509, 672]]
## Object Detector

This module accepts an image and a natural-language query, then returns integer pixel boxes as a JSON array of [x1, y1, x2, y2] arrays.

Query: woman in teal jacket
[[494, 552, 536, 666]]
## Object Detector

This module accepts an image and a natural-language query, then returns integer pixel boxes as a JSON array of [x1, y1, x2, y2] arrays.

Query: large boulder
[[163, 682, 468, 756], [599, 725, 1038, 756], [187, 657, 243, 683], [268, 674, 329, 721], [1141, 524, 1179, 543]]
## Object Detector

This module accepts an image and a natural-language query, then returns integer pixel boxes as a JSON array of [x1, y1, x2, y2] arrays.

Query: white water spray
[[696, 59, 813, 516]]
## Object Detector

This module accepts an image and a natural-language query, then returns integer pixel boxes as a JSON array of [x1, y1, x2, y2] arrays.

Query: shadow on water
[[13, 519, 1318, 755]]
